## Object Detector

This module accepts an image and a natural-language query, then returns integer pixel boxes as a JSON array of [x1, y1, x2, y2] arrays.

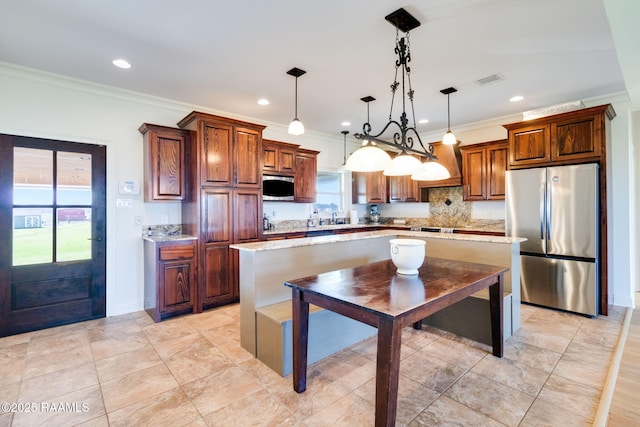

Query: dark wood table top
[[284, 257, 509, 322]]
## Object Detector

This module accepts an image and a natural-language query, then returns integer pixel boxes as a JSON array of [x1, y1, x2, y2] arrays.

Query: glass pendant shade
[[344, 143, 393, 172], [288, 118, 304, 136], [411, 161, 451, 181], [442, 130, 457, 145], [383, 152, 423, 176]]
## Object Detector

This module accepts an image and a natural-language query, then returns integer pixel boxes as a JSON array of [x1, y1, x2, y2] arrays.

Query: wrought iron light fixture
[[346, 8, 450, 181], [287, 67, 306, 136], [441, 87, 457, 145]]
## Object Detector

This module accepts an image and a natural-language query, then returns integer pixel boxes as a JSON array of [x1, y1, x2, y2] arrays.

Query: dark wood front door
[[0, 134, 107, 337]]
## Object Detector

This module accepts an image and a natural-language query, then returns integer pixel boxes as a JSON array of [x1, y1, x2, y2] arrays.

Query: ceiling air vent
[[476, 73, 504, 86]]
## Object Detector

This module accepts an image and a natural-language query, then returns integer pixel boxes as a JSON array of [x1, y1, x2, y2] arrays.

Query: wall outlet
[[134, 216, 143, 226]]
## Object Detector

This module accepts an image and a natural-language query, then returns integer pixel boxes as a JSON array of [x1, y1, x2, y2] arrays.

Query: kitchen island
[[231, 229, 525, 376]]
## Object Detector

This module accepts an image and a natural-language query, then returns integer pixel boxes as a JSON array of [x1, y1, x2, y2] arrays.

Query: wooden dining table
[[284, 256, 508, 427]]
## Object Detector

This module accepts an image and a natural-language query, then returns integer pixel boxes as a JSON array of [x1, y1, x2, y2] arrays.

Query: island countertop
[[231, 229, 526, 252]]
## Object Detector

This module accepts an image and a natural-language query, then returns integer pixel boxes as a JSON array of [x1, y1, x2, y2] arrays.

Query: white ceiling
[[0, 0, 636, 140]]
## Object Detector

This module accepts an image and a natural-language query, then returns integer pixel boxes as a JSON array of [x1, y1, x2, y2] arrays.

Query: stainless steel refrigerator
[[505, 163, 599, 316]]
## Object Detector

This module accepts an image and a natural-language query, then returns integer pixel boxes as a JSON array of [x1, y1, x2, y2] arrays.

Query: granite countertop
[[262, 222, 505, 236], [143, 234, 198, 243], [231, 229, 526, 252], [262, 223, 380, 235]]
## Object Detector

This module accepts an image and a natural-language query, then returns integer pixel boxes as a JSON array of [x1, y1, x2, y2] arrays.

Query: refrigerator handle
[[546, 178, 552, 241], [540, 183, 546, 239]]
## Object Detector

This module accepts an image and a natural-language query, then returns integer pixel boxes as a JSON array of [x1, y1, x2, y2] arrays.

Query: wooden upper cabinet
[[178, 111, 265, 188], [388, 175, 420, 202], [234, 127, 262, 187], [366, 171, 388, 203], [487, 142, 508, 199], [461, 145, 487, 201], [262, 139, 298, 175], [506, 123, 550, 167], [294, 148, 319, 203], [352, 171, 389, 204], [460, 140, 508, 201], [139, 123, 189, 202], [504, 104, 615, 168], [201, 121, 233, 185]]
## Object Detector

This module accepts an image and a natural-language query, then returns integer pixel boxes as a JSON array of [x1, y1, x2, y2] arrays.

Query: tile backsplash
[[427, 186, 471, 227]]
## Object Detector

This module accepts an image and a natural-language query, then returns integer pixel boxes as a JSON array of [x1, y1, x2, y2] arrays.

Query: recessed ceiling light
[[257, 98, 270, 106], [341, 121, 351, 126], [510, 95, 524, 102], [418, 119, 429, 124], [112, 59, 131, 69]]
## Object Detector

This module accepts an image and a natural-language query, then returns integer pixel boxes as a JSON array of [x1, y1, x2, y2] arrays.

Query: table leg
[[292, 288, 309, 393], [375, 317, 403, 427], [489, 273, 504, 358]]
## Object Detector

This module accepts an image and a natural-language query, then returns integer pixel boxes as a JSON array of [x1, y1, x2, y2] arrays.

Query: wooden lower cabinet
[[196, 187, 261, 310], [201, 244, 237, 308], [144, 239, 197, 322]]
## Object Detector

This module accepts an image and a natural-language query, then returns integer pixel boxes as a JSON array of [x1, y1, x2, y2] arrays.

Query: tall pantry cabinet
[[178, 111, 265, 310]]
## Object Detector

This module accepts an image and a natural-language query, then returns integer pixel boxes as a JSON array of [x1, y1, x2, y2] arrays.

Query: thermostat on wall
[[118, 180, 140, 195]]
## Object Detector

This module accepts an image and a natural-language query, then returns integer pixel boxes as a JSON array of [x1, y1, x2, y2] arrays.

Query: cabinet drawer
[[160, 244, 195, 261]]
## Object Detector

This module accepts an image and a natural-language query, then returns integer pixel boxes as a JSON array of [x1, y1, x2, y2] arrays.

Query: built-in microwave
[[262, 175, 295, 201]]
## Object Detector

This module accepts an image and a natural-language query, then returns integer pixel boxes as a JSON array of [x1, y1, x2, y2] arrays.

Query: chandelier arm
[[354, 122, 437, 161]]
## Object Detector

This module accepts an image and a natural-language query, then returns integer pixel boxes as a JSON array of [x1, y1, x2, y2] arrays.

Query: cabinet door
[[140, 124, 188, 202], [388, 175, 419, 202], [202, 244, 237, 308], [200, 121, 233, 186], [508, 124, 550, 167], [294, 152, 317, 203], [404, 177, 420, 202], [366, 171, 387, 203], [262, 142, 278, 173], [462, 147, 486, 201], [234, 127, 261, 188], [234, 189, 262, 242], [487, 143, 508, 199], [201, 188, 232, 244], [279, 147, 296, 174], [159, 259, 194, 313], [552, 115, 601, 162], [388, 176, 403, 202], [352, 172, 367, 204]]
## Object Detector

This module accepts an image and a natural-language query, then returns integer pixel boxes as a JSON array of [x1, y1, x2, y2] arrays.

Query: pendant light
[[345, 96, 393, 172], [411, 160, 451, 181], [287, 67, 306, 136], [383, 150, 423, 176], [345, 8, 450, 181], [441, 87, 457, 145], [341, 130, 349, 165]]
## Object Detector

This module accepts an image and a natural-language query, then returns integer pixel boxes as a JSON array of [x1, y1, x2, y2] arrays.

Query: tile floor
[[0, 302, 628, 426], [607, 293, 640, 426]]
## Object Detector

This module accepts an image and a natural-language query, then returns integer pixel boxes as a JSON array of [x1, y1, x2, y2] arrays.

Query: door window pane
[[57, 152, 92, 205], [13, 148, 53, 205], [13, 208, 53, 265], [56, 208, 92, 262]]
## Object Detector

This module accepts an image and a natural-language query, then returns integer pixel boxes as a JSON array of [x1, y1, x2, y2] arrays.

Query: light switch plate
[[119, 180, 140, 195]]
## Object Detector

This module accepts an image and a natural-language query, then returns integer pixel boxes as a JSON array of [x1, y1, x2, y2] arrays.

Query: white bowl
[[389, 239, 426, 275]]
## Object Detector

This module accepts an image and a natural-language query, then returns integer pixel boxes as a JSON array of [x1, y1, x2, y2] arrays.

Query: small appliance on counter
[[369, 205, 380, 224]]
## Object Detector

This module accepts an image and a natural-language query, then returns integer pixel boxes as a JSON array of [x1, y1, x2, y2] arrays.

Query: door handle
[[87, 237, 103, 242]]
